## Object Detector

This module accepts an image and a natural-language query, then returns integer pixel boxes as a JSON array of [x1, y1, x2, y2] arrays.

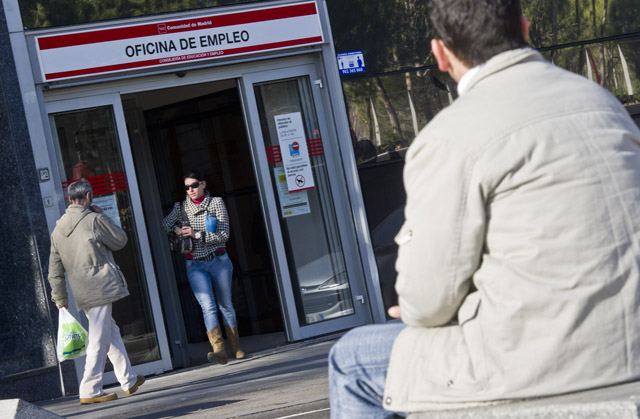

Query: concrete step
[[0, 399, 63, 419], [408, 381, 640, 418]]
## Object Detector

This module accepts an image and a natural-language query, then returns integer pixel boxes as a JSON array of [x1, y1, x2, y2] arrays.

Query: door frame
[[45, 93, 173, 382], [41, 52, 384, 348], [239, 61, 373, 340]]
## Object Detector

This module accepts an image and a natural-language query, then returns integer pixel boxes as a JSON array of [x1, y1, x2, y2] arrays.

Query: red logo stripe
[[62, 172, 128, 197], [266, 145, 282, 165], [307, 137, 323, 156]]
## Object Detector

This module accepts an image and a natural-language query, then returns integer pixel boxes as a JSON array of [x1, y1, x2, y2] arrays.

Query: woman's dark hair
[[183, 169, 205, 182], [428, 0, 527, 67]]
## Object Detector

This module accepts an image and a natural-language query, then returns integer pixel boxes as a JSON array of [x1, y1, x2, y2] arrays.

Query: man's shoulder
[[52, 206, 93, 232], [93, 212, 122, 229]]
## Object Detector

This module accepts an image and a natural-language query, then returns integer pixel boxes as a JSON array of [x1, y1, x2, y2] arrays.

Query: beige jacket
[[384, 48, 640, 412], [48, 205, 129, 310]]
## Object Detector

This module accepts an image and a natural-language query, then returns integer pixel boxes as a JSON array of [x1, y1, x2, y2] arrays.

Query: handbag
[[168, 202, 194, 254], [56, 307, 88, 362]]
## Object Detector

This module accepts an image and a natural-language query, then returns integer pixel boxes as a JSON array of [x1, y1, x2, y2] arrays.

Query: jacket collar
[[184, 191, 211, 214], [464, 47, 543, 94]]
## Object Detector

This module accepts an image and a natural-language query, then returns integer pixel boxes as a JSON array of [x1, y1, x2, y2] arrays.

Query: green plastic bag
[[56, 307, 88, 362]]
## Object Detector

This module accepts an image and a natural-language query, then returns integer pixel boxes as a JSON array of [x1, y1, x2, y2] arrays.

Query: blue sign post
[[337, 50, 365, 75]]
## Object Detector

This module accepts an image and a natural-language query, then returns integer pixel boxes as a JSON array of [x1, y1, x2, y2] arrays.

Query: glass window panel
[[50, 106, 160, 368], [254, 77, 355, 325], [541, 37, 640, 105], [326, 0, 434, 74], [522, 0, 640, 48], [326, 0, 640, 73], [341, 69, 453, 314]]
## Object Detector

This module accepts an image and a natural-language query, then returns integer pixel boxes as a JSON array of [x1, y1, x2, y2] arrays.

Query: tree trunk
[[374, 77, 403, 139], [552, 0, 558, 44], [601, 0, 608, 86], [550, 0, 558, 61], [620, 0, 629, 32], [592, 0, 597, 37], [601, 0, 608, 37], [392, 45, 419, 138], [575, 0, 581, 38]]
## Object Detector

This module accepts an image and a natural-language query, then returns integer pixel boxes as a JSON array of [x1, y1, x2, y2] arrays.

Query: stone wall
[[0, 3, 77, 402]]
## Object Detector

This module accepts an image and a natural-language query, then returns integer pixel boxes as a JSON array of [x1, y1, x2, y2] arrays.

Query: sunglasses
[[184, 181, 202, 191]]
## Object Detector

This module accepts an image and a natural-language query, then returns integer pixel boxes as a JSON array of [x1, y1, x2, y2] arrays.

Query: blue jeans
[[328, 322, 407, 419], [186, 253, 236, 331]]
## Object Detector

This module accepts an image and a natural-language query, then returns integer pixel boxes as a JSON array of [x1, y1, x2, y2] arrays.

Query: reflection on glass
[[19, 0, 269, 29], [542, 38, 640, 106], [522, 0, 640, 49], [50, 106, 160, 367], [254, 78, 354, 325], [343, 70, 453, 157], [342, 70, 453, 322]]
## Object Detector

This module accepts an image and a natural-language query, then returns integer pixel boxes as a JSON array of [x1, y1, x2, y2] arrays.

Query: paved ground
[[36, 334, 339, 419]]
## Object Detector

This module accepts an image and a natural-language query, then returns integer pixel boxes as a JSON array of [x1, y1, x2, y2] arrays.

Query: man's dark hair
[[428, 0, 527, 67], [68, 179, 92, 202]]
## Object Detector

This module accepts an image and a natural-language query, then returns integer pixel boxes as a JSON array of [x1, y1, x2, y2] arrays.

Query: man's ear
[[431, 39, 451, 72], [521, 15, 530, 43]]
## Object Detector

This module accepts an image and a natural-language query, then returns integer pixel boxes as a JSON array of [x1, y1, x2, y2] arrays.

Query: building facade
[[1, 0, 389, 401], [1, 0, 639, 402]]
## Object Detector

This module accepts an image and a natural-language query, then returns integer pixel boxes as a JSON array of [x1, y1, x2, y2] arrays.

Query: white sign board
[[274, 167, 311, 217], [92, 194, 122, 228], [275, 112, 315, 192], [35, 2, 323, 81]]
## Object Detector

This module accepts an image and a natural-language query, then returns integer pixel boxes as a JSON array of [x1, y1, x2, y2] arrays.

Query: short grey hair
[[67, 179, 92, 202]]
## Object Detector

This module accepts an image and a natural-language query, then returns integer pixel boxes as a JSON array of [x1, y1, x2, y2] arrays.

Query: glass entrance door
[[242, 64, 372, 339], [46, 94, 172, 382]]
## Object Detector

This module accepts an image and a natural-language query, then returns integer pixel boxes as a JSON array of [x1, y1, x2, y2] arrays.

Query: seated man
[[329, 0, 640, 417]]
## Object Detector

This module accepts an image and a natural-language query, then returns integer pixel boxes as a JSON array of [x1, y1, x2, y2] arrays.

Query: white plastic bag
[[56, 307, 88, 362]]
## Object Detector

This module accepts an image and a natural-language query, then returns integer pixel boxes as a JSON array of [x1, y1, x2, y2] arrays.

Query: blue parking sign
[[337, 50, 365, 75]]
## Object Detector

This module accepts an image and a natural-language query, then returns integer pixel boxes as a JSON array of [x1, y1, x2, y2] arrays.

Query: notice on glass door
[[275, 112, 315, 192], [274, 167, 310, 217], [92, 194, 122, 228]]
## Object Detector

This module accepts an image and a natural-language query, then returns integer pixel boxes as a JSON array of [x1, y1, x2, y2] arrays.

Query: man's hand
[[90, 205, 104, 214], [388, 305, 401, 319]]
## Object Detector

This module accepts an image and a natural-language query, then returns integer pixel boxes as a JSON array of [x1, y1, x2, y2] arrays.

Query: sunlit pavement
[[36, 334, 341, 419]]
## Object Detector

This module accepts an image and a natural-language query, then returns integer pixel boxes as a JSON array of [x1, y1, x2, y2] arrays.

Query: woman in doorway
[[162, 169, 245, 364]]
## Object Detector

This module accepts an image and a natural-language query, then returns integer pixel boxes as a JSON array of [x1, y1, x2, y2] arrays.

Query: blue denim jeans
[[186, 253, 236, 330], [328, 322, 407, 419]]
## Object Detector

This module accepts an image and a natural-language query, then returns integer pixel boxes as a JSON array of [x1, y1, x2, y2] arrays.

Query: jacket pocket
[[458, 292, 488, 390], [410, 293, 487, 397]]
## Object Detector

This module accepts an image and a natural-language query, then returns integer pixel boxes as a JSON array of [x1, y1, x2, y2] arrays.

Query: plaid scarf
[[162, 192, 229, 259]]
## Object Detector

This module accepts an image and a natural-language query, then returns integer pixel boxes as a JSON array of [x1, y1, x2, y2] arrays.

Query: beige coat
[[384, 48, 640, 412], [48, 205, 129, 310]]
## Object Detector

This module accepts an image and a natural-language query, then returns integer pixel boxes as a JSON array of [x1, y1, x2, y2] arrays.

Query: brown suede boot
[[206, 327, 228, 365], [225, 325, 246, 359]]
